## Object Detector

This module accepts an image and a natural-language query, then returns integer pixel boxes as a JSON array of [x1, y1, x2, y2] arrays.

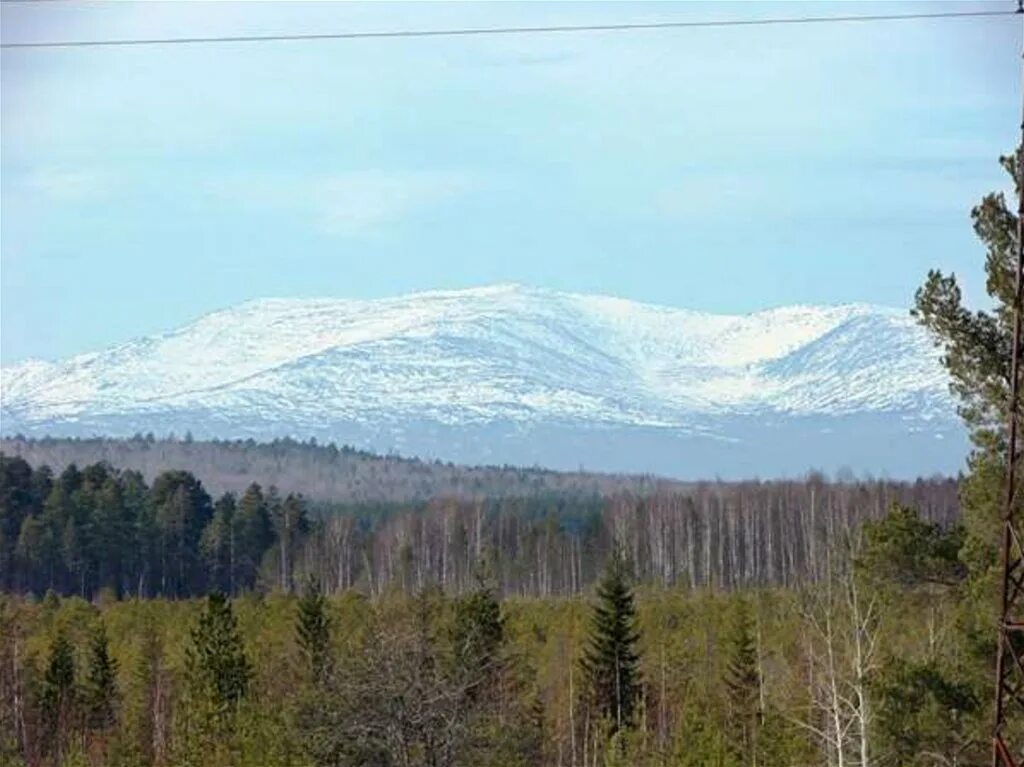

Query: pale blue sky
[[0, 1, 1019, 364]]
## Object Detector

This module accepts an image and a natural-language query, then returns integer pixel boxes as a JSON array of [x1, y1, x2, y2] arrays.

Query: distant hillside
[[0, 436, 691, 503]]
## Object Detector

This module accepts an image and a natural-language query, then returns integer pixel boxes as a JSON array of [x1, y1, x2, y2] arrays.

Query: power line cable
[[0, 8, 1018, 50]]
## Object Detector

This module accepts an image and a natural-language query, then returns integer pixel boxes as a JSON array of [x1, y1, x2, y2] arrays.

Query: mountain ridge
[[0, 284, 964, 478]]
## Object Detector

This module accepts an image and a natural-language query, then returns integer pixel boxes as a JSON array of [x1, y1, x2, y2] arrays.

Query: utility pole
[[992, 5, 1024, 765]]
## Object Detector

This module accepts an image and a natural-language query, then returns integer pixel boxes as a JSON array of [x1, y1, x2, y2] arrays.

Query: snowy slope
[[0, 285, 964, 477]]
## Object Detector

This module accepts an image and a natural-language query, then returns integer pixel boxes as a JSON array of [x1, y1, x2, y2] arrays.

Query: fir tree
[[185, 593, 252, 722], [723, 599, 761, 764], [581, 551, 641, 733], [84, 620, 119, 732], [296, 578, 331, 685]]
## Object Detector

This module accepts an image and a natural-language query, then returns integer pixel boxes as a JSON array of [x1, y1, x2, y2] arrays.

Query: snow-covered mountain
[[0, 284, 966, 478]]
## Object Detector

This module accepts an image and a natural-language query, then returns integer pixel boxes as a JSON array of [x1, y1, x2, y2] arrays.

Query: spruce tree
[[42, 628, 77, 760], [581, 551, 641, 733], [723, 599, 762, 764], [84, 620, 119, 732], [452, 579, 505, 702], [185, 593, 251, 722], [296, 578, 332, 685]]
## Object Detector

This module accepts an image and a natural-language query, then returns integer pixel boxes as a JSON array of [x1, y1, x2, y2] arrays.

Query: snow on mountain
[[0, 284, 965, 478]]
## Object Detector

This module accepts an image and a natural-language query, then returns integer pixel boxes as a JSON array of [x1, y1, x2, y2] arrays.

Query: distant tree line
[[1, 453, 957, 600], [0, 435, 688, 504]]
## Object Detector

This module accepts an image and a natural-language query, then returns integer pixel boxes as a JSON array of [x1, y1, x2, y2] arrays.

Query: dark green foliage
[[202, 493, 237, 595], [722, 599, 761, 759], [93, 477, 130, 597], [234, 484, 274, 591], [909, 147, 1022, 743], [41, 628, 77, 759], [581, 551, 641, 733], [913, 149, 1022, 562], [151, 470, 214, 597], [2, 457, 296, 600], [871, 657, 979, 764], [453, 582, 504, 681], [296, 578, 332, 685], [859, 504, 966, 588], [185, 593, 252, 719], [0, 455, 35, 591], [912, 154, 1020, 445], [84, 621, 119, 732]]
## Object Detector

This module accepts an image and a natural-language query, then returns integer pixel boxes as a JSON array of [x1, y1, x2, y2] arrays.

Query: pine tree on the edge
[[723, 599, 762, 765], [581, 550, 642, 734], [296, 577, 332, 686]]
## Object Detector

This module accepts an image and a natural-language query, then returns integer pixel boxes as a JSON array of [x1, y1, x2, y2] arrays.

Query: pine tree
[[150, 471, 212, 597], [723, 599, 761, 765], [0, 455, 35, 592], [185, 593, 252, 723], [581, 551, 641, 733], [913, 147, 1023, 734], [92, 477, 128, 597], [42, 628, 77, 761], [913, 148, 1021, 574], [234, 484, 274, 591], [84, 621, 119, 732], [201, 493, 236, 595], [296, 578, 331, 685]]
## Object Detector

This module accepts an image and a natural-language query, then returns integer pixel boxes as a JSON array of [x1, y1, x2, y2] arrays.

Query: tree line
[[0, 453, 957, 600]]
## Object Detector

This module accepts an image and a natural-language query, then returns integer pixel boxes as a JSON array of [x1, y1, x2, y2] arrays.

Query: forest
[[0, 500, 985, 767], [0, 454, 957, 599], [0, 150, 1020, 766]]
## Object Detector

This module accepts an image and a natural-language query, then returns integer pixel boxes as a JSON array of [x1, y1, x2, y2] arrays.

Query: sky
[[0, 1, 1020, 364]]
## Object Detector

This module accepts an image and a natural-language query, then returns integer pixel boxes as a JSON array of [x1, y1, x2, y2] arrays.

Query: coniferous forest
[[0, 148, 1020, 766]]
